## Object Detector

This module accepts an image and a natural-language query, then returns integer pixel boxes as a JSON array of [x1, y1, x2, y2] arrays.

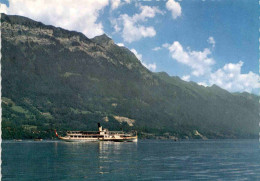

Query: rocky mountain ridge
[[1, 13, 259, 139]]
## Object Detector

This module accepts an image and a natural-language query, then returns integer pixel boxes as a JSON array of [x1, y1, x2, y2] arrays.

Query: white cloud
[[131, 48, 157, 71], [0, 3, 8, 14], [121, 14, 156, 42], [181, 75, 190, 81], [111, 19, 121, 32], [198, 82, 208, 87], [134, 5, 164, 21], [111, 0, 121, 10], [166, 0, 182, 19], [164, 39, 259, 93], [131, 48, 143, 60], [144, 62, 157, 71], [162, 43, 170, 48], [4, 0, 109, 38], [207, 36, 215, 48], [152, 47, 161, 51], [209, 61, 260, 93], [117, 43, 125, 47], [113, 5, 163, 42], [166, 41, 215, 77]]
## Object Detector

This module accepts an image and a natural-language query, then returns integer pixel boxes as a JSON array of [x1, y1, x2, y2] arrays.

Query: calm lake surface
[[2, 139, 260, 180]]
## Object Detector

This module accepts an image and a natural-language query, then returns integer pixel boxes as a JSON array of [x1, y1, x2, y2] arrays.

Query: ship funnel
[[98, 123, 102, 132]]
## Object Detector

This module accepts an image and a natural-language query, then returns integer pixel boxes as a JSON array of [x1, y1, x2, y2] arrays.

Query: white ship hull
[[100, 136, 138, 142], [59, 137, 99, 142], [59, 136, 138, 142]]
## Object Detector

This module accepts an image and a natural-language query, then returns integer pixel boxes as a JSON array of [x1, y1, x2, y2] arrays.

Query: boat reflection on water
[[98, 141, 138, 175], [98, 137, 138, 154], [51, 136, 138, 177]]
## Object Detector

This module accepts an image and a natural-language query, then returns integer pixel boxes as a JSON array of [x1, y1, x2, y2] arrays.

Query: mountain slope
[[1, 14, 259, 139]]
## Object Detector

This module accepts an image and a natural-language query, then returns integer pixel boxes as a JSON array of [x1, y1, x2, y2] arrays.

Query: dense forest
[[1, 14, 259, 139]]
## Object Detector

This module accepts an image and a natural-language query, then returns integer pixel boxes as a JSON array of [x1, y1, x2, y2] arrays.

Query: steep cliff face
[[1, 14, 259, 139]]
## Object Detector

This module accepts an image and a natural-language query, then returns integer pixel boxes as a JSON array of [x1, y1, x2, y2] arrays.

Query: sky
[[0, 0, 259, 94]]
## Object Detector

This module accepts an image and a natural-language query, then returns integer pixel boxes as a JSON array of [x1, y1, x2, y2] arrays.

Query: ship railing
[[67, 131, 100, 134], [108, 131, 136, 136], [107, 131, 124, 135], [67, 133, 101, 135]]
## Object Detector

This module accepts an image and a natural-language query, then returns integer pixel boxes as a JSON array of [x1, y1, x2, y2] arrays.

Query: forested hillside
[[1, 14, 258, 139]]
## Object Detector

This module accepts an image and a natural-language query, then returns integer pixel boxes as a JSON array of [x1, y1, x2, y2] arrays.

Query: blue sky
[[0, 0, 258, 93]]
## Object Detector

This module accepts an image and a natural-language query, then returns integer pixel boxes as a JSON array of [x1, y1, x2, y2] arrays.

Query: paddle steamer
[[55, 123, 137, 142]]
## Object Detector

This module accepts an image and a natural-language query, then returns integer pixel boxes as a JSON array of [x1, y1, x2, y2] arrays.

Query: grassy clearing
[[62, 72, 80, 78], [2, 97, 15, 105], [11, 105, 28, 114], [70, 108, 91, 114]]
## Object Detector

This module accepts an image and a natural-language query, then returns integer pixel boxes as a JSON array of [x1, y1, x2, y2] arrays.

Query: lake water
[[2, 139, 260, 180]]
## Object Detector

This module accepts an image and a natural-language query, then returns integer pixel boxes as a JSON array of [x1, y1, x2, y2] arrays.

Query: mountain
[[1, 14, 259, 139]]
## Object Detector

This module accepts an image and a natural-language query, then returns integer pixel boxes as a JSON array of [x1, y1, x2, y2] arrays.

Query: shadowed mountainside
[[1, 14, 259, 139]]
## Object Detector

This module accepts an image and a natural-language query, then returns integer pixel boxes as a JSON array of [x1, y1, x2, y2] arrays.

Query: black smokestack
[[97, 123, 102, 132]]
